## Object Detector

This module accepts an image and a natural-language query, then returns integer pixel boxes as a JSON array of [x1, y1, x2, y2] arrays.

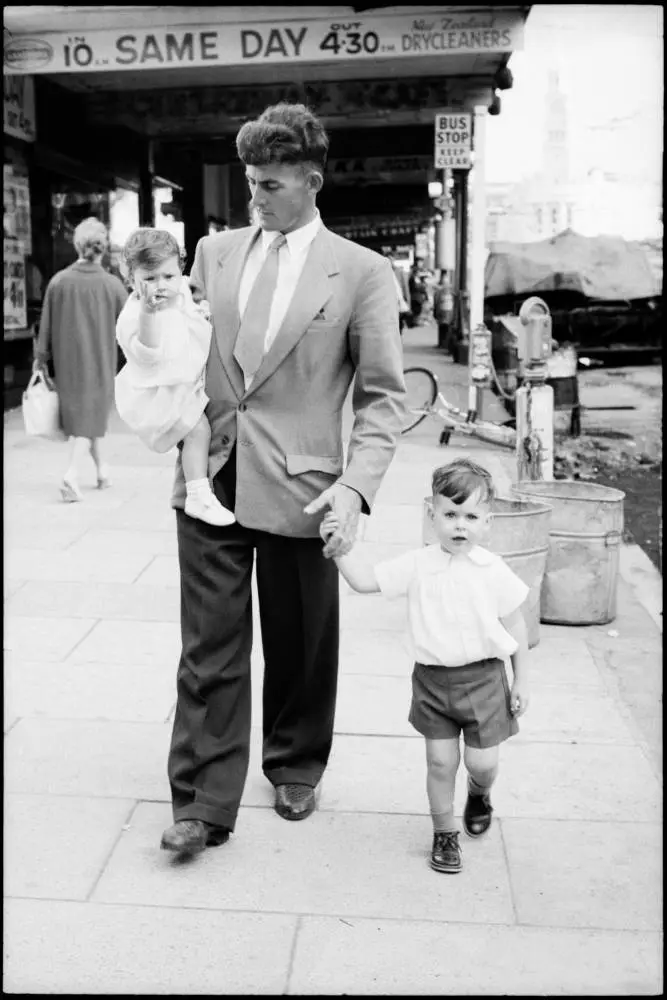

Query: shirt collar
[[260, 210, 321, 256], [436, 545, 495, 566]]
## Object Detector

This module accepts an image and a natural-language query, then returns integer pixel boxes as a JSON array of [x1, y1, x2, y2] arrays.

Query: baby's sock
[[431, 810, 458, 833], [186, 477, 211, 497]]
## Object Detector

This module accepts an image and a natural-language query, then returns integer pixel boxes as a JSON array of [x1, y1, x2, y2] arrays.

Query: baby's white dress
[[115, 279, 211, 453]]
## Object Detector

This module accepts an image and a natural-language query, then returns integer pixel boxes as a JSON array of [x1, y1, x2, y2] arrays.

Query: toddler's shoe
[[463, 791, 493, 837], [430, 831, 462, 874], [185, 489, 236, 527]]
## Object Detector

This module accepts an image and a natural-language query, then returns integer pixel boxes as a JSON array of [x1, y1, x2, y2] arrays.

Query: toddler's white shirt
[[375, 544, 529, 667]]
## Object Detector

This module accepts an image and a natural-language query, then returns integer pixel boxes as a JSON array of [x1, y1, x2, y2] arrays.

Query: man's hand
[[305, 484, 362, 559]]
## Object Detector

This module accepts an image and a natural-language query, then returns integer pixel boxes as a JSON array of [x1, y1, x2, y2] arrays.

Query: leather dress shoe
[[160, 819, 230, 854], [463, 791, 494, 837], [274, 783, 316, 821]]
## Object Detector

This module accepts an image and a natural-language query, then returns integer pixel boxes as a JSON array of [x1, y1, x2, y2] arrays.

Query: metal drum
[[511, 480, 625, 625]]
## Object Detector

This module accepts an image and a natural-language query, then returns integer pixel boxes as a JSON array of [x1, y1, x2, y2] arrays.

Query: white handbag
[[22, 370, 66, 441]]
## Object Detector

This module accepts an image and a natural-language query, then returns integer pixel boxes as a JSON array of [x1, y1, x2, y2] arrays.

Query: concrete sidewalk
[[3, 330, 662, 995]]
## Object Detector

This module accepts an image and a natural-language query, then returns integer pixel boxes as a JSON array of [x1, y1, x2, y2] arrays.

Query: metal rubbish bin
[[511, 480, 626, 625], [422, 496, 552, 649]]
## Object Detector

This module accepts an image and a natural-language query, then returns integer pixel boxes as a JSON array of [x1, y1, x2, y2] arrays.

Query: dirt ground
[[553, 365, 662, 571]]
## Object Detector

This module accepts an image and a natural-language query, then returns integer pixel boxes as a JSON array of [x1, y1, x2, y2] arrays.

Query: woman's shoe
[[97, 474, 112, 490], [60, 478, 83, 503]]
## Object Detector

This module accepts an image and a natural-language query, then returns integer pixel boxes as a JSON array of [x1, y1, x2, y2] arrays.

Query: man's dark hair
[[236, 103, 329, 171], [431, 458, 495, 505]]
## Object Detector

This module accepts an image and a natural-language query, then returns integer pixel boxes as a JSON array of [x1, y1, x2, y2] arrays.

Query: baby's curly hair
[[236, 102, 329, 172], [121, 227, 187, 279], [431, 458, 496, 505]]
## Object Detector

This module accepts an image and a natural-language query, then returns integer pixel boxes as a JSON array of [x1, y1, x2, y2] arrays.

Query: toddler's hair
[[121, 227, 187, 278], [431, 458, 495, 505]]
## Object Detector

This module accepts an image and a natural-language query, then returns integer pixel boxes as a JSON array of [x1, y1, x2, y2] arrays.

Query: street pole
[[468, 104, 488, 419]]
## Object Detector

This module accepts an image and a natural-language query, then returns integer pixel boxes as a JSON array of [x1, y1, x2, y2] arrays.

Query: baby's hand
[[319, 511, 339, 542], [136, 279, 168, 313], [194, 298, 211, 322]]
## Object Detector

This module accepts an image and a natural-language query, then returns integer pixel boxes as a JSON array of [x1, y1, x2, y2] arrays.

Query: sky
[[485, 4, 664, 192]]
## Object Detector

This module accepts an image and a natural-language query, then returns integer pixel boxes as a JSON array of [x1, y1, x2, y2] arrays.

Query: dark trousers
[[168, 454, 340, 832]]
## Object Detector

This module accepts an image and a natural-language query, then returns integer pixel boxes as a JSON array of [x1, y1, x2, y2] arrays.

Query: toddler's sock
[[468, 768, 498, 797], [431, 810, 458, 833]]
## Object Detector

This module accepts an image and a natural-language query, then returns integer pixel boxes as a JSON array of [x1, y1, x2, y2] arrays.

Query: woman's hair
[[236, 102, 329, 172], [431, 458, 496, 505], [73, 217, 108, 261], [121, 227, 186, 278]]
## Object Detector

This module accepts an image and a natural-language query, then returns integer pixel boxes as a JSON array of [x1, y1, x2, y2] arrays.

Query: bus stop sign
[[434, 113, 472, 169]]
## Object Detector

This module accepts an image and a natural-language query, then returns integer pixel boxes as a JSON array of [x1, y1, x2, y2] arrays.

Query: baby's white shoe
[[185, 488, 235, 527]]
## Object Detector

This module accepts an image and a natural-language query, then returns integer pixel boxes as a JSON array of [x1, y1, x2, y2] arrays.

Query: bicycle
[[401, 366, 516, 450]]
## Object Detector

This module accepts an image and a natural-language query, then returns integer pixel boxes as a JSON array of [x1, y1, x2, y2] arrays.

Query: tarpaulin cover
[[485, 229, 660, 301]]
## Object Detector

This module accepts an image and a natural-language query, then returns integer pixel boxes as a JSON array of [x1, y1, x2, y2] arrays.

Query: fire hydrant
[[515, 297, 554, 481]]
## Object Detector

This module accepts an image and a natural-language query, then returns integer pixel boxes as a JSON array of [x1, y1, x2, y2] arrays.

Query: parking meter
[[518, 296, 553, 377]]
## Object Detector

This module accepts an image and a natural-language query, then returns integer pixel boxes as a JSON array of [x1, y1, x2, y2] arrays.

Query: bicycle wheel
[[401, 367, 439, 433]]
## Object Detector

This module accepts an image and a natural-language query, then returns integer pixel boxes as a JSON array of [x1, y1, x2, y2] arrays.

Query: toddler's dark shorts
[[409, 657, 519, 748]]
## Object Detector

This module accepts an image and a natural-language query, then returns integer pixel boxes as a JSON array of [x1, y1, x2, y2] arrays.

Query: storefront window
[[51, 185, 111, 276]]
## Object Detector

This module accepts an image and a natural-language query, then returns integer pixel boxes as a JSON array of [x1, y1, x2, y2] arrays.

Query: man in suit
[[161, 103, 405, 855]]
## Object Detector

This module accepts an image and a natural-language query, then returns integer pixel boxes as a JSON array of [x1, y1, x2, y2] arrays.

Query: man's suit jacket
[[172, 223, 405, 537]]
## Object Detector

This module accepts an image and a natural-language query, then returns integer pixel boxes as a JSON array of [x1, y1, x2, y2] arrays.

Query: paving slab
[[134, 554, 181, 588], [92, 803, 515, 925], [66, 619, 182, 665], [3, 615, 97, 661], [3, 898, 296, 995], [340, 592, 408, 631], [4, 717, 172, 800], [289, 917, 663, 996], [65, 528, 178, 558], [5, 658, 176, 723], [5, 546, 154, 585], [522, 636, 604, 687], [5, 793, 134, 900], [334, 673, 414, 737], [512, 683, 638, 745], [5, 580, 180, 622], [320, 735, 661, 823], [502, 818, 662, 931], [339, 628, 412, 676]]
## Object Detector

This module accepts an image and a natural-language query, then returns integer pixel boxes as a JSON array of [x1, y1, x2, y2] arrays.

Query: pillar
[[138, 139, 154, 227], [182, 159, 205, 267], [469, 105, 488, 330]]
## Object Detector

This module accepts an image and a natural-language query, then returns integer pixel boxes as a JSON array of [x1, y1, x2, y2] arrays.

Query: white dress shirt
[[237, 211, 322, 388], [375, 544, 529, 667]]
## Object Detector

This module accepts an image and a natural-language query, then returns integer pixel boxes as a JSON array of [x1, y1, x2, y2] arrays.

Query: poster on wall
[[3, 74, 36, 141], [3, 162, 32, 254], [4, 238, 27, 329]]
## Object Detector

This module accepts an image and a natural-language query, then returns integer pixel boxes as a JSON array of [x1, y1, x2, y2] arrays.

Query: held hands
[[305, 483, 362, 559], [319, 511, 339, 543], [510, 680, 530, 718]]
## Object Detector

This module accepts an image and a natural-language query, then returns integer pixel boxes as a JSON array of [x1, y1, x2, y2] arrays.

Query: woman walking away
[[34, 217, 128, 501]]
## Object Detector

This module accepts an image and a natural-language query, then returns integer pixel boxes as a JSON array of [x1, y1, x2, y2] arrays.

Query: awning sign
[[3, 10, 524, 74], [434, 112, 472, 169]]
